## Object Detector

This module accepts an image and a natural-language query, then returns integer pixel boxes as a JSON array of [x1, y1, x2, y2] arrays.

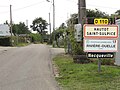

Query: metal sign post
[[87, 52, 114, 72]]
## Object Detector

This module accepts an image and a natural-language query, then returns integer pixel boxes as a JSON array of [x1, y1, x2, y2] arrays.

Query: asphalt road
[[0, 44, 64, 90]]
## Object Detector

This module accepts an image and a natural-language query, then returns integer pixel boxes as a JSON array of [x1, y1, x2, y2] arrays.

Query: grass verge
[[16, 43, 30, 47], [53, 54, 120, 90]]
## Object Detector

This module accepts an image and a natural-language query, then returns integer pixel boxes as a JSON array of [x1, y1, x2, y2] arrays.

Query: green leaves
[[31, 17, 48, 34], [12, 22, 30, 34]]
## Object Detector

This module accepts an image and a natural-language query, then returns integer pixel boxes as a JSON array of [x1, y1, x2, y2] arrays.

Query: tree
[[59, 23, 66, 29], [12, 22, 30, 35], [4, 20, 9, 25], [54, 23, 66, 40], [110, 10, 120, 20], [86, 9, 109, 18], [67, 14, 78, 27], [31, 17, 48, 34], [115, 10, 120, 15], [31, 17, 48, 43], [52, 23, 66, 47], [86, 9, 109, 24], [67, 9, 109, 26]]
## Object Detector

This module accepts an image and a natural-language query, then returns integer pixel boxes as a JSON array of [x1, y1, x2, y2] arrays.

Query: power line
[[0, 5, 9, 7], [87, 4, 120, 10], [0, 11, 9, 14], [0, 1, 45, 14], [65, 0, 120, 10], [65, 0, 77, 3], [0, 6, 9, 14], [13, 1, 45, 12]]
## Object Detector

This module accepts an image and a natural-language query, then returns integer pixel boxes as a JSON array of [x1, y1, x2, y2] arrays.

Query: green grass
[[53, 54, 120, 90], [16, 43, 30, 47]]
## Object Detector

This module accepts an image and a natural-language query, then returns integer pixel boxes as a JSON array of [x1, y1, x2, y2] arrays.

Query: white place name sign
[[84, 25, 118, 38], [84, 39, 118, 52]]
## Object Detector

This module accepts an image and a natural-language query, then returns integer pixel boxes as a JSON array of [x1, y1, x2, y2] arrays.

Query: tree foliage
[[58, 23, 66, 29], [12, 22, 30, 35], [67, 9, 109, 27], [110, 9, 120, 20], [31, 17, 48, 34], [86, 9, 109, 18], [115, 10, 120, 15], [30, 17, 48, 43], [51, 23, 66, 47], [67, 14, 78, 27], [55, 23, 66, 39]]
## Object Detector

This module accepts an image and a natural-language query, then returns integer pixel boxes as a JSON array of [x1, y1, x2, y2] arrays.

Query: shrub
[[30, 33, 41, 43], [0, 36, 18, 46], [0, 37, 11, 46], [73, 55, 90, 64], [92, 59, 115, 65], [0, 36, 31, 46], [64, 28, 85, 55], [101, 59, 115, 65]]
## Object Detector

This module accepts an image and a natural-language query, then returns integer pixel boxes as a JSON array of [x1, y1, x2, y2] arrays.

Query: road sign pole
[[98, 58, 101, 72]]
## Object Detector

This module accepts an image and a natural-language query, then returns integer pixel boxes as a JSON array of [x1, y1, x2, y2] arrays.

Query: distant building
[[0, 24, 11, 36]]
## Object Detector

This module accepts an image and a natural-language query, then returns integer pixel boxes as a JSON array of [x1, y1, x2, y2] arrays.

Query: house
[[0, 24, 11, 36]]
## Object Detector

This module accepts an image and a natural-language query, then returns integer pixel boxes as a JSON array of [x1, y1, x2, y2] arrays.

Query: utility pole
[[10, 5, 13, 36], [78, 0, 80, 24], [46, 0, 56, 47], [10, 4, 13, 46], [52, 0, 56, 47], [26, 20, 28, 27], [78, 0, 86, 49], [49, 13, 51, 35], [78, 0, 86, 25], [53, 0, 55, 32]]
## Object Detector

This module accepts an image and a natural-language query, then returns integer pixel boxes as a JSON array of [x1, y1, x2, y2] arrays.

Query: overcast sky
[[0, 0, 120, 32]]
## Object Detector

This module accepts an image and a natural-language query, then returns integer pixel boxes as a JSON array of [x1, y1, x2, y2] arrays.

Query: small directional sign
[[87, 52, 114, 58]]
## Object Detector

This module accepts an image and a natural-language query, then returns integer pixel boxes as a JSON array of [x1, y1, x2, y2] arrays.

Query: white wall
[[0, 24, 11, 36]]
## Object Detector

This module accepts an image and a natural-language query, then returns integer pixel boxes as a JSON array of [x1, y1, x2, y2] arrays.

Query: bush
[[30, 33, 41, 43], [71, 41, 85, 55], [11, 36, 18, 46], [101, 59, 115, 65], [0, 37, 11, 46], [92, 59, 115, 65], [73, 55, 90, 64], [0, 36, 18, 46], [64, 28, 85, 55], [0, 36, 31, 46]]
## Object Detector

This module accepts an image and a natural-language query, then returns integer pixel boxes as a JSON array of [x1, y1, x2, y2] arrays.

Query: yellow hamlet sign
[[94, 18, 108, 25]]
